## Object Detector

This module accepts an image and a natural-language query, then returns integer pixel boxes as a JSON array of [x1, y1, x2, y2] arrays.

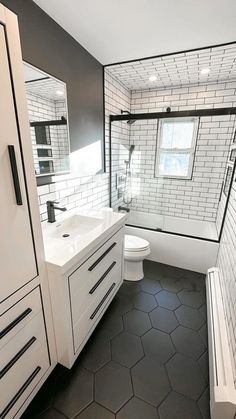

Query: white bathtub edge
[[125, 226, 219, 274]]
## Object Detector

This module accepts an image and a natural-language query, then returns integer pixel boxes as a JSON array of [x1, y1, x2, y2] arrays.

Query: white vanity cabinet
[[0, 5, 56, 418], [47, 225, 125, 368]]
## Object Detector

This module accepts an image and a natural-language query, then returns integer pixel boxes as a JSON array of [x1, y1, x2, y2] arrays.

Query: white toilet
[[124, 234, 151, 281]]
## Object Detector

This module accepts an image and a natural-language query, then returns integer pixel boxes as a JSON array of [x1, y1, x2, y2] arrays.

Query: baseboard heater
[[206, 267, 236, 419]]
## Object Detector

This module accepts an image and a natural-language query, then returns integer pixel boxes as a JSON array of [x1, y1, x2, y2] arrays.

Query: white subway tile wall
[[105, 78, 236, 222], [217, 178, 236, 383], [37, 174, 109, 222], [128, 113, 235, 221], [26, 92, 70, 174], [104, 71, 131, 210]]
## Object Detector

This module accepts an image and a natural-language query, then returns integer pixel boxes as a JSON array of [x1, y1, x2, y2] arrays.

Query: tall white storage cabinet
[[0, 5, 56, 419]]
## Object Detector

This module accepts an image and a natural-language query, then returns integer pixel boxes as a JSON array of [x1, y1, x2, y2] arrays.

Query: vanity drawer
[[0, 287, 42, 349], [71, 260, 122, 327], [0, 312, 50, 418], [69, 227, 124, 326], [73, 279, 121, 353]]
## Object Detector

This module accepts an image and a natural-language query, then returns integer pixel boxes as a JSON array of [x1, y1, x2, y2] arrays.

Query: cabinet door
[[0, 24, 37, 302]]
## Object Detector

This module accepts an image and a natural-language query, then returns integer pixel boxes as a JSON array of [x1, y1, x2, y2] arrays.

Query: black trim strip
[[88, 242, 117, 271], [8, 145, 23, 205], [0, 308, 32, 340], [30, 119, 67, 127], [25, 76, 49, 84], [0, 366, 41, 418], [89, 262, 116, 294], [125, 223, 218, 243], [90, 283, 116, 319], [0, 337, 36, 379], [110, 107, 236, 123]]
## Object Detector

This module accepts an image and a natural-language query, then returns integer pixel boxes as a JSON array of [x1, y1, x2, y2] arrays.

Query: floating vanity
[[42, 209, 126, 368]]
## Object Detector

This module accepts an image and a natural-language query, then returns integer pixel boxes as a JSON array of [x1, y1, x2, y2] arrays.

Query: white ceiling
[[33, 0, 236, 65], [107, 44, 236, 90]]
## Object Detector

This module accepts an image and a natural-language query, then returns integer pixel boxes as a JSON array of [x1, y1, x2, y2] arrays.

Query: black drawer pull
[[0, 336, 37, 379], [0, 308, 32, 340], [88, 242, 117, 271], [89, 262, 116, 295], [0, 366, 41, 418], [8, 145, 23, 206], [90, 283, 116, 320]]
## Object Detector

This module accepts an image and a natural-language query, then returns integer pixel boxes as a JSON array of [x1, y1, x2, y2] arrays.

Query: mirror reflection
[[23, 62, 70, 177]]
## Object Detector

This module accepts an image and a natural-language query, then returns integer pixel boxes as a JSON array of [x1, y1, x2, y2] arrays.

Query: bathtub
[[124, 210, 219, 274]]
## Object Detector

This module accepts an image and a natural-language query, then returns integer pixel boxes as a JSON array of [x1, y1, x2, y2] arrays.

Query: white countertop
[[42, 208, 126, 274]]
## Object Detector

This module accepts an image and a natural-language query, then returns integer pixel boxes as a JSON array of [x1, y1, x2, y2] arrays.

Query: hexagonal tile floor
[[22, 260, 209, 419]]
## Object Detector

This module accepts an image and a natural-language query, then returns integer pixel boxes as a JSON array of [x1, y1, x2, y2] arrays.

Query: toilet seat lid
[[125, 235, 150, 252]]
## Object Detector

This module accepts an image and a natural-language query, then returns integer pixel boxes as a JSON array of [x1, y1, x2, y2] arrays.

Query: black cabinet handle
[[0, 366, 41, 418], [88, 243, 117, 271], [90, 283, 116, 320], [89, 262, 116, 295], [0, 336, 37, 379], [8, 145, 23, 205], [0, 308, 32, 340]]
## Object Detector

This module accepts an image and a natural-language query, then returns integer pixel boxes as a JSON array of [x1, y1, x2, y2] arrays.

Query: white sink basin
[[44, 214, 102, 241], [42, 209, 126, 272]]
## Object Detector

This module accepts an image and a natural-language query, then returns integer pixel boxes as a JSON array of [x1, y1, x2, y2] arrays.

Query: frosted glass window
[[155, 117, 199, 179]]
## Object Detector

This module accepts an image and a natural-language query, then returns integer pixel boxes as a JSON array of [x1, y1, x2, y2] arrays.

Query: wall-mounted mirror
[[23, 62, 70, 180]]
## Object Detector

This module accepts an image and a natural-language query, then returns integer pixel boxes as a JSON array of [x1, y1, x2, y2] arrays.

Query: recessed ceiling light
[[56, 90, 64, 95], [200, 68, 210, 75], [149, 75, 157, 82]]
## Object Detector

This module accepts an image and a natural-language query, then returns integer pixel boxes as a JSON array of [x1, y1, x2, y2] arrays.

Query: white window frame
[[155, 117, 199, 180]]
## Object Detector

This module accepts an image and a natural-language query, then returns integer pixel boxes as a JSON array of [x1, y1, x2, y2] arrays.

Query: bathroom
[[0, 1, 236, 418]]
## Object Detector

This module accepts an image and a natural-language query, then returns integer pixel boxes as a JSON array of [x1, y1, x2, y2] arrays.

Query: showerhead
[[128, 145, 135, 164], [121, 110, 137, 125]]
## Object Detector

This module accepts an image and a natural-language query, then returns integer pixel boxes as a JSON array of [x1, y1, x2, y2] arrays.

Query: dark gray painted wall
[[1, 0, 104, 165]]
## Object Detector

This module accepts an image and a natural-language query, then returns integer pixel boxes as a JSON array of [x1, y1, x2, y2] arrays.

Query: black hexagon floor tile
[[199, 323, 208, 346], [198, 351, 209, 380], [171, 326, 206, 359], [132, 357, 171, 407], [80, 335, 111, 372], [140, 278, 162, 294], [132, 291, 157, 312], [95, 361, 133, 413], [161, 277, 184, 293], [166, 353, 206, 401], [119, 281, 141, 296], [21, 261, 209, 419], [123, 309, 151, 336], [111, 331, 144, 367], [53, 366, 93, 417], [93, 312, 123, 340], [198, 387, 211, 419], [108, 292, 133, 316], [178, 289, 204, 308], [116, 396, 159, 419], [155, 290, 181, 310], [75, 402, 115, 419], [175, 305, 205, 330], [150, 306, 179, 333], [36, 408, 68, 418], [199, 303, 207, 321], [158, 391, 202, 419], [143, 260, 167, 281], [142, 329, 175, 363]]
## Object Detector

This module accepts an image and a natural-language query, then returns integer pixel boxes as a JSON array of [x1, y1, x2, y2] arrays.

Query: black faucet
[[118, 206, 130, 213], [46, 200, 67, 223]]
